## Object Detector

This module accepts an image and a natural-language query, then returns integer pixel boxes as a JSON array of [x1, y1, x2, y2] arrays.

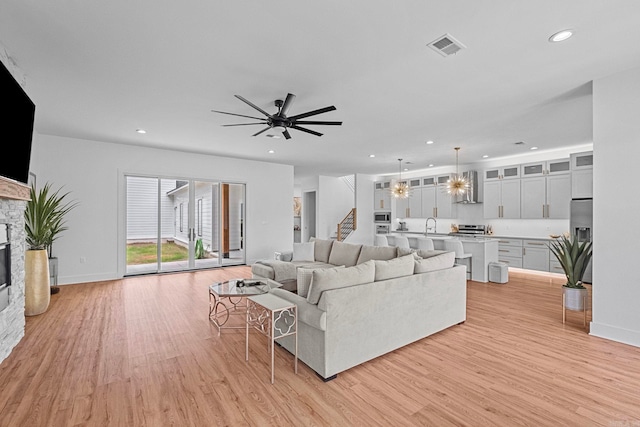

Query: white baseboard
[[590, 322, 640, 348]]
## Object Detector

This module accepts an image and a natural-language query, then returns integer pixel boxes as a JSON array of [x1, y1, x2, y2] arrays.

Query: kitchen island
[[387, 231, 499, 283]]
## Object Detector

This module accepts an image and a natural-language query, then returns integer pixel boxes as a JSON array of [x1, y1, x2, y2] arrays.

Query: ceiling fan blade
[[211, 110, 267, 121], [282, 129, 292, 140], [287, 105, 336, 121], [252, 126, 271, 137], [235, 95, 272, 117], [291, 125, 324, 137], [222, 123, 268, 127], [280, 93, 296, 116], [292, 120, 342, 126]]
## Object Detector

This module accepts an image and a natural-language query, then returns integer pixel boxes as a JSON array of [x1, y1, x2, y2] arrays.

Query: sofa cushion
[[397, 247, 419, 257], [416, 249, 449, 259], [311, 237, 334, 263], [292, 241, 315, 262], [307, 261, 375, 305], [328, 241, 363, 267], [297, 265, 345, 298], [374, 254, 415, 281], [414, 251, 456, 273], [356, 245, 398, 264]]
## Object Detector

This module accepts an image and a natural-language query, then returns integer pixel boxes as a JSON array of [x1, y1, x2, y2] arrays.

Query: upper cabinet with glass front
[[571, 151, 593, 199], [521, 159, 570, 177], [374, 181, 391, 211], [484, 165, 521, 181]]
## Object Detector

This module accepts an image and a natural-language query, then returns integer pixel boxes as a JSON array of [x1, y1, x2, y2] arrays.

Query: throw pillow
[[328, 241, 363, 267], [292, 242, 315, 262], [374, 254, 415, 281], [414, 251, 455, 273], [310, 237, 334, 263], [297, 265, 345, 298], [306, 261, 375, 305]]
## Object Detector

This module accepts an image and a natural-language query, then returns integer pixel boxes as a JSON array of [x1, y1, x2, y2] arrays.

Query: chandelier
[[391, 158, 410, 199], [447, 147, 470, 196]]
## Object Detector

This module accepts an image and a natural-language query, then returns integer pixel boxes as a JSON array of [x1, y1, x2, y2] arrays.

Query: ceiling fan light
[[272, 125, 286, 133]]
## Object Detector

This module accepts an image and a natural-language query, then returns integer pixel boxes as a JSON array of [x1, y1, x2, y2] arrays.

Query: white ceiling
[[2, 1, 640, 182]]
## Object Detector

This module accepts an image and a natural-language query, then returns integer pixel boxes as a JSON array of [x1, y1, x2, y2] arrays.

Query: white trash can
[[489, 261, 509, 284]]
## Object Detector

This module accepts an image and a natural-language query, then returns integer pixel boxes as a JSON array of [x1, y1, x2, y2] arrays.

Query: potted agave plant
[[549, 233, 593, 311], [24, 182, 78, 314]]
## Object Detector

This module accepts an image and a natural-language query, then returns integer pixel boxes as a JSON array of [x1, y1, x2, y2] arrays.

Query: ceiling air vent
[[427, 33, 466, 57]]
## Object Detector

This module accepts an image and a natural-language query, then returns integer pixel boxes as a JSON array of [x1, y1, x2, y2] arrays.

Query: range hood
[[457, 170, 480, 204]]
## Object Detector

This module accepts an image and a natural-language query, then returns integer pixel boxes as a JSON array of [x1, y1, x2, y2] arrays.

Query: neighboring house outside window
[[179, 203, 184, 232]]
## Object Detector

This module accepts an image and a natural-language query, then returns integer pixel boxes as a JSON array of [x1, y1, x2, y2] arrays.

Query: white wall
[[591, 66, 640, 347], [29, 134, 293, 284], [317, 175, 354, 239], [347, 174, 375, 246]]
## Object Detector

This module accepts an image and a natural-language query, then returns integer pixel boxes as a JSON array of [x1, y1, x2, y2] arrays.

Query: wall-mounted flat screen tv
[[0, 59, 35, 185]]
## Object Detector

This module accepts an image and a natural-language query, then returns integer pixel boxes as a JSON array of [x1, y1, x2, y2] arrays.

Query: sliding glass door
[[125, 176, 245, 275]]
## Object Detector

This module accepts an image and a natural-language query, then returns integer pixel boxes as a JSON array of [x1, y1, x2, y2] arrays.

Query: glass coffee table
[[209, 278, 281, 335]]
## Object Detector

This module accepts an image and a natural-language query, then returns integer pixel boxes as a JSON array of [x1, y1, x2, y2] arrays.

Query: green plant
[[195, 238, 205, 259], [24, 182, 78, 253], [549, 234, 593, 289]]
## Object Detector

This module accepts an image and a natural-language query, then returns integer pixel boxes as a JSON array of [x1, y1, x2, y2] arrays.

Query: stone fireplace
[[0, 176, 29, 364]]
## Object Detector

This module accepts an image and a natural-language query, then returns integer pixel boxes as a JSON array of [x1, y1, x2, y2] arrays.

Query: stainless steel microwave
[[374, 212, 391, 223]]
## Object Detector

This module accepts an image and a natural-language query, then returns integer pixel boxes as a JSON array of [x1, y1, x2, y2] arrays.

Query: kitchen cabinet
[[374, 181, 391, 210], [522, 239, 550, 271], [497, 238, 522, 268], [520, 173, 570, 219], [521, 159, 570, 177], [420, 174, 454, 218], [484, 165, 521, 181], [395, 189, 422, 218], [484, 179, 521, 219], [571, 151, 593, 199]]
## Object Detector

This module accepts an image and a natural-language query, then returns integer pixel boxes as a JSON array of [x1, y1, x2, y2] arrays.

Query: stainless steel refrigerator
[[570, 198, 593, 283]]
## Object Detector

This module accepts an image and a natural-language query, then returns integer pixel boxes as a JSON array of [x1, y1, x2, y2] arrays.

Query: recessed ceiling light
[[549, 29, 573, 43], [403, 168, 409, 171], [267, 149, 275, 154], [369, 154, 375, 158], [530, 146, 539, 150], [136, 129, 146, 134], [428, 164, 434, 167], [426, 140, 434, 145], [482, 154, 489, 158]]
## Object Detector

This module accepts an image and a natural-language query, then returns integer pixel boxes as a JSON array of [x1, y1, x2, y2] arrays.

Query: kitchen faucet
[[425, 217, 436, 234]]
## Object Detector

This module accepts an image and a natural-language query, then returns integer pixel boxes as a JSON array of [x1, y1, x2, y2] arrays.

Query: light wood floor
[[1, 267, 639, 426]]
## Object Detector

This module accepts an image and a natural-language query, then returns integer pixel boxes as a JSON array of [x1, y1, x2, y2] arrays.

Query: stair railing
[[336, 208, 357, 242]]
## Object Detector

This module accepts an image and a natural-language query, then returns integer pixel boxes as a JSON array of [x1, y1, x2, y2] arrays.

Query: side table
[[246, 293, 297, 384]]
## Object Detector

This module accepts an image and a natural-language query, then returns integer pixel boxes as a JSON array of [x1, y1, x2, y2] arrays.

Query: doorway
[[124, 176, 245, 275]]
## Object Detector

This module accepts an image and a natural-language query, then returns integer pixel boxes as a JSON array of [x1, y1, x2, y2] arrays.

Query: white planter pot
[[563, 286, 588, 311]]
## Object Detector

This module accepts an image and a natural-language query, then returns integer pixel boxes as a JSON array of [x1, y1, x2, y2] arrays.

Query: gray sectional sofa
[[251, 238, 468, 380]]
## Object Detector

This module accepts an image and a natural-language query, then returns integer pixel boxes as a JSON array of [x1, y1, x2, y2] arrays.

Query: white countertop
[[386, 230, 556, 241]]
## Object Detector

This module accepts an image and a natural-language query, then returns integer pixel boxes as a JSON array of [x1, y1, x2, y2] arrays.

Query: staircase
[[336, 208, 357, 242]]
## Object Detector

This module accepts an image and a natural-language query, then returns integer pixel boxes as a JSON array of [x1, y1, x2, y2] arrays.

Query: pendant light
[[447, 147, 469, 196], [391, 158, 410, 199]]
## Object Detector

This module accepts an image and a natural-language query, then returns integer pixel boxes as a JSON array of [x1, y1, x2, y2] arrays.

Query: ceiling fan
[[212, 93, 342, 139]]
